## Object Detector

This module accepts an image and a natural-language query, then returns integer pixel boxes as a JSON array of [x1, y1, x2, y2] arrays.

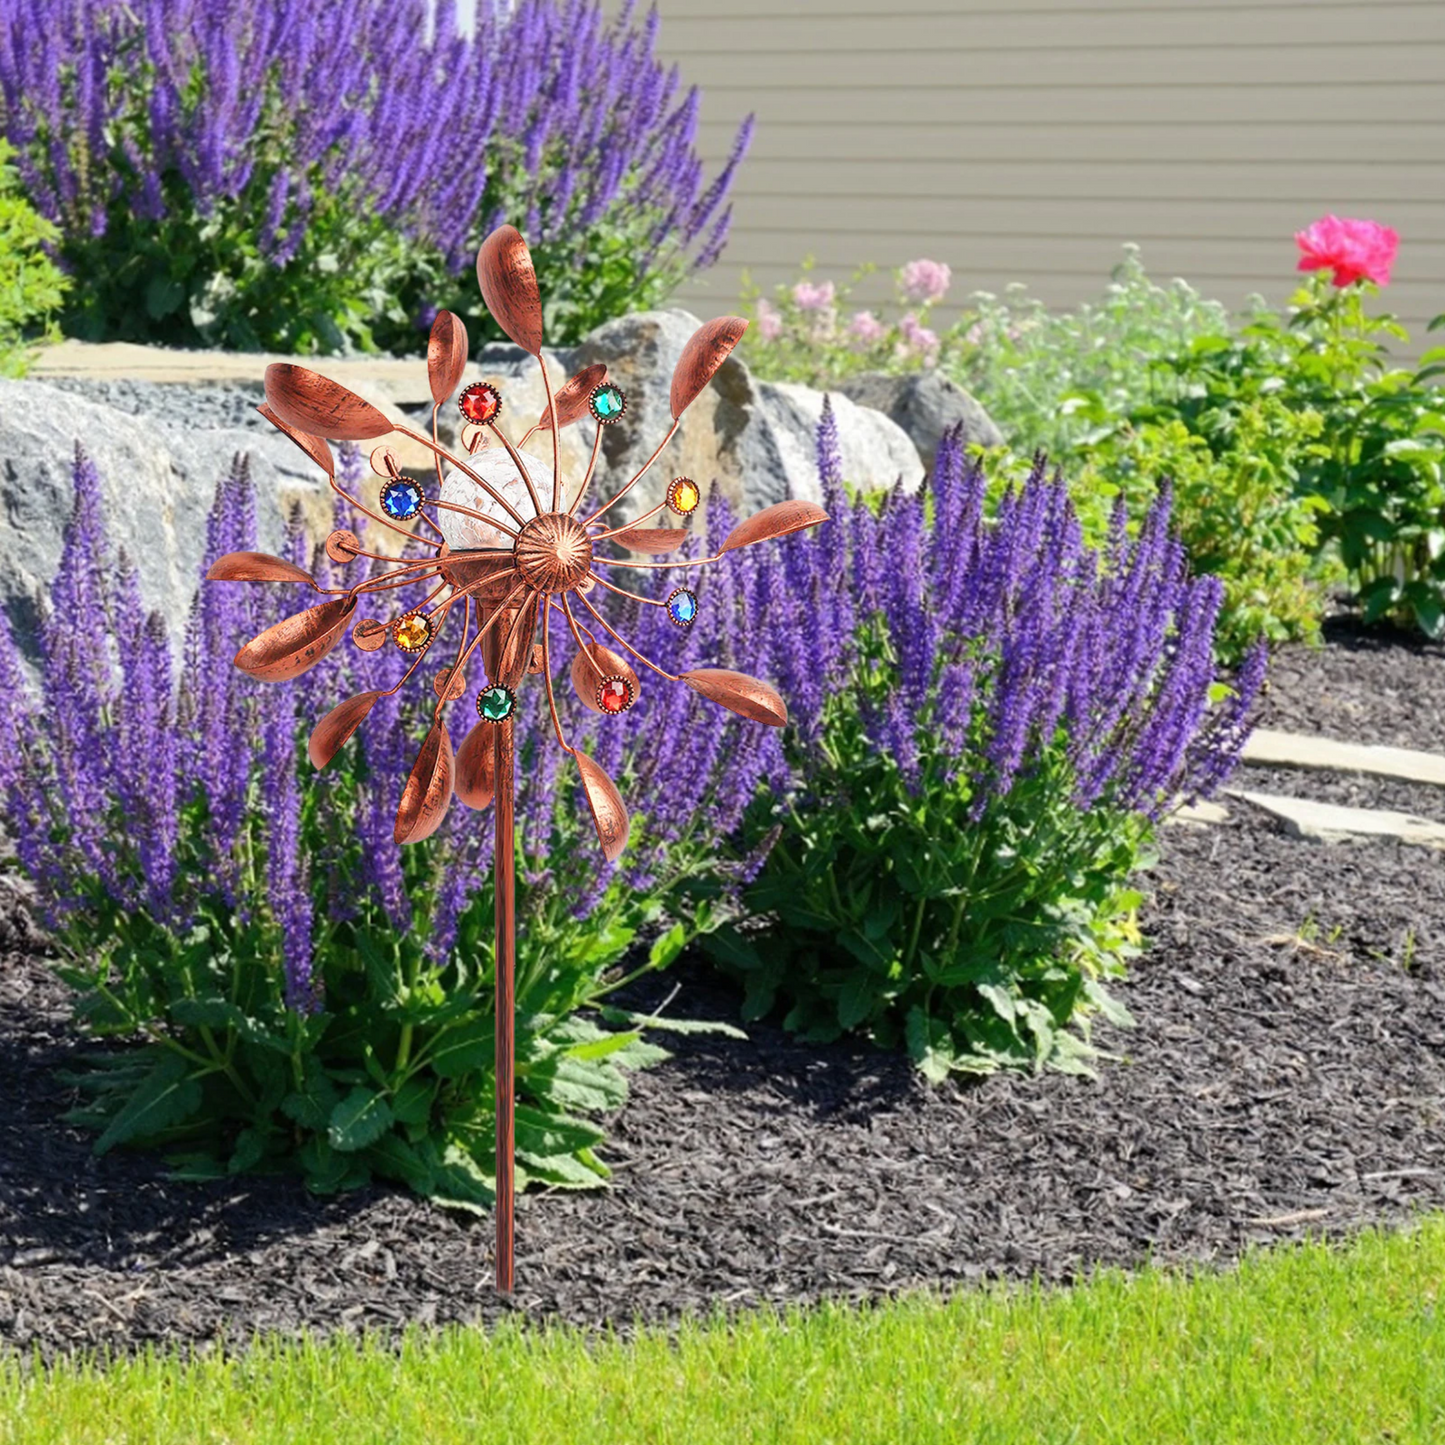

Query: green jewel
[[477, 684, 515, 722]]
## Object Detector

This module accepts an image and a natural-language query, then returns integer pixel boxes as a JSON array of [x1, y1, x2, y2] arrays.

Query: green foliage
[[50, 759, 729, 1208], [0, 139, 68, 375], [1076, 400, 1336, 661], [708, 636, 1148, 1083]]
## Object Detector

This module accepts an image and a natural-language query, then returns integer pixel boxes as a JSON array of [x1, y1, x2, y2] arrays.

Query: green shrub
[[0, 138, 67, 375]]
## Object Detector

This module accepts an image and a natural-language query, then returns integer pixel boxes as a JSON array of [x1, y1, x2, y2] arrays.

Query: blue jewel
[[667, 588, 698, 629], [381, 478, 424, 520]]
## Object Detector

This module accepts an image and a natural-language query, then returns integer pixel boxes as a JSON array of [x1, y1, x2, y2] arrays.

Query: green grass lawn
[[3, 1215, 1443, 1445]]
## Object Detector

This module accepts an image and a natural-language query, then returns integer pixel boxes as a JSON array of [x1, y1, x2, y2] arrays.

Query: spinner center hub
[[514, 512, 593, 594]]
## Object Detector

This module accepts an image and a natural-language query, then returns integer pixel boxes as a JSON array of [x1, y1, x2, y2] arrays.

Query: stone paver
[[1242, 727, 1445, 789], [1229, 789, 1445, 850]]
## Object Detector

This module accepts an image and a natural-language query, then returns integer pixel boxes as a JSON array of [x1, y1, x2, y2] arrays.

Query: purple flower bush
[[0, 444, 769, 1202], [0, 0, 750, 352], [706, 405, 1265, 1080]]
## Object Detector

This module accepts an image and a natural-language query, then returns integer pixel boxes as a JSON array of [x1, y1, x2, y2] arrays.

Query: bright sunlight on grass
[[4, 1216, 1443, 1445]]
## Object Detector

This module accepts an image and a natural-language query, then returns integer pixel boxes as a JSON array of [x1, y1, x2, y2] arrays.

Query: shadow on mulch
[[2, 625, 1444, 1360]]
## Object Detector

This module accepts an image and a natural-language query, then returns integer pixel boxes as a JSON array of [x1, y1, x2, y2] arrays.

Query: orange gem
[[667, 477, 700, 515], [393, 612, 432, 652]]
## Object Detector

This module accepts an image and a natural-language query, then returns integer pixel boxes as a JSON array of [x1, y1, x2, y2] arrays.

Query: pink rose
[[848, 309, 887, 345], [901, 258, 951, 305], [1295, 215, 1399, 288], [791, 280, 836, 312], [755, 298, 783, 342]]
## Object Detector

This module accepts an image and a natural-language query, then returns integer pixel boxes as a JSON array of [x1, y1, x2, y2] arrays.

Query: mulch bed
[[2, 624, 1443, 1360]]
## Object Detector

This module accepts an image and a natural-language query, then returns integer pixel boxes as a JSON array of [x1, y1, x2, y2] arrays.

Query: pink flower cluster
[[898, 311, 940, 366], [900, 258, 951, 305], [755, 297, 783, 341], [848, 309, 887, 345], [1295, 215, 1398, 288], [792, 279, 837, 312]]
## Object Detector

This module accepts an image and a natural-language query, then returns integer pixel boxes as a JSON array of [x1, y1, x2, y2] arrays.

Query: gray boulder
[[837, 370, 1003, 470], [0, 378, 330, 647]]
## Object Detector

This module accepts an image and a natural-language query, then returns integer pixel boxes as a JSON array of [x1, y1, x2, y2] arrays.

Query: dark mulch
[[3, 626, 1445, 1360], [1257, 613, 1445, 751]]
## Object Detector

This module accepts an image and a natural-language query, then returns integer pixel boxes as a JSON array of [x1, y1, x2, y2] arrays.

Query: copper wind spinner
[[205, 225, 827, 1292]]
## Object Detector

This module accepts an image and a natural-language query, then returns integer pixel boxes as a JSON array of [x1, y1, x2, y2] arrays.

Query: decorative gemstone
[[380, 478, 424, 521], [597, 676, 634, 714], [477, 683, 515, 722], [393, 612, 433, 652], [666, 477, 700, 516], [666, 587, 698, 629], [459, 382, 502, 425], [589, 382, 627, 424]]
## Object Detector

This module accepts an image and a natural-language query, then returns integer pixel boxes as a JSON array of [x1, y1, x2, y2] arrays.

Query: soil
[[2, 621, 1443, 1360]]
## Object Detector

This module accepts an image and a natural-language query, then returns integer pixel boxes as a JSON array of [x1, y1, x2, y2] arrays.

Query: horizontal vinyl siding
[[638, 0, 1445, 356]]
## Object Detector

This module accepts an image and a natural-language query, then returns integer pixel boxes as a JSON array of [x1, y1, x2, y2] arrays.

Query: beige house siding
[[642, 0, 1445, 354]]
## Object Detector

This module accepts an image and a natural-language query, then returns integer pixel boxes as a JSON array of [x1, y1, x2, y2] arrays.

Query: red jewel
[[598, 677, 632, 714], [459, 383, 501, 425]]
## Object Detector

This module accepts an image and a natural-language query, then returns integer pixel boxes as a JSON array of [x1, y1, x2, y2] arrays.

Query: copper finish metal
[[206, 224, 828, 1297]]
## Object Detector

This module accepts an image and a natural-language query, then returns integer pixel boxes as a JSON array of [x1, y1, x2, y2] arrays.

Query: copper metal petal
[[669, 316, 748, 419], [603, 526, 689, 555], [569, 642, 640, 715], [720, 500, 830, 554], [234, 597, 357, 683], [427, 309, 470, 405], [395, 722, 455, 844], [308, 690, 383, 770], [454, 720, 497, 811], [257, 403, 335, 478], [536, 362, 609, 430], [264, 363, 393, 441], [574, 750, 629, 861], [206, 550, 316, 586], [476, 225, 543, 355], [679, 668, 788, 727]]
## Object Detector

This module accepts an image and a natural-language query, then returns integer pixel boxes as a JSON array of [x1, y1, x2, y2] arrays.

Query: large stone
[[1242, 728, 1445, 789], [836, 369, 1004, 469], [571, 309, 923, 524], [1231, 790, 1445, 850], [0, 379, 328, 645]]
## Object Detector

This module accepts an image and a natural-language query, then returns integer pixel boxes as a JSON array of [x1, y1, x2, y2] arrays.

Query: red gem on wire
[[459, 382, 502, 425], [597, 676, 634, 714]]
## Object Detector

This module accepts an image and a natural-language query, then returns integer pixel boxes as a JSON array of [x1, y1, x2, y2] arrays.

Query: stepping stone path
[[1167, 725, 1445, 851]]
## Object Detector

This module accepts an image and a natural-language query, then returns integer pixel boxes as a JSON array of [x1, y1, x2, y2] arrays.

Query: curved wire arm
[[540, 358, 562, 511], [391, 422, 531, 528], [578, 418, 680, 527], [585, 571, 668, 609], [483, 420, 546, 519], [559, 594, 605, 682], [567, 424, 604, 516], [326, 473, 444, 552], [572, 587, 680, 683], [538, 599, 575, 755], [588, 550, 727, 573], [592, 496, 669, 538], [350, 562, 448, 599]]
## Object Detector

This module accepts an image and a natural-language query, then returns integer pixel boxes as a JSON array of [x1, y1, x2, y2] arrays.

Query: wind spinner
[[204, 226, 826, 1292]]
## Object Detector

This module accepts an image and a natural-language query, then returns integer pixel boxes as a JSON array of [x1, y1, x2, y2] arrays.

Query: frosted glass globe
[[437, 446, 553, 552]]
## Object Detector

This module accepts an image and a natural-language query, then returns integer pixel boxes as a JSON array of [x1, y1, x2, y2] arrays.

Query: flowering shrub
[[0, 0, 749, 353], [0, 139, 67, 375], [707, 409, 1265, 1080], [1, 447, 772, 1202]]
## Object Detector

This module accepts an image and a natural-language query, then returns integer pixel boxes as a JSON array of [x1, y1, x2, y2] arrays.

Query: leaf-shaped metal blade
[[206, 551, 317, 587], [536, 362, 608, 431], [395, 722, 455, 844], [570, 642, 640, 715], [234, 597, 357, 683], [680, 668, 788, 727], [308, 690, 383, 769], [264, 363, 393, 441], [670, 316, 748, 420], [602, 526, 689, 555], [427, 309, 470, 405], [721, 500, 829, 554], [476, 224, 543, 355], [257, 403, 335, 478], [574, 750, 629, 861], [454, 720, 497, 811]]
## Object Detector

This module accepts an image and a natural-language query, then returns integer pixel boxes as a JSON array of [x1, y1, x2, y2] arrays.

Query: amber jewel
[[393, 612, 433, 652], [667, 477, 700, 516]]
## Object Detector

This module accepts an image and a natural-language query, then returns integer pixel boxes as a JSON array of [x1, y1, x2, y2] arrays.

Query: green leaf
[[94, 1053, 202, 1155], [647, 921, 688, 969], [228, 1125, 268, 1175], [836, 976, 874, 1030], [428, 1017, 493, 1078], [596, 1005, 748, 1040], [365, 1134, 436, 1194], [390, 1076, 436, 1129], [144, 273, 186, 319], [429, 1142, 495, 1212], [280, 1058, 343, 1131], [327, 1087, 393, 1153], [514, 1103, 605, 1158]]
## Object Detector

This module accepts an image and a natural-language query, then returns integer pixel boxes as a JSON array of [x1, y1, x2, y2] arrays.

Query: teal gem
[[667, 588, 698, 629], [476, 684, 515, 722], [590, 383, 626, 423]]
